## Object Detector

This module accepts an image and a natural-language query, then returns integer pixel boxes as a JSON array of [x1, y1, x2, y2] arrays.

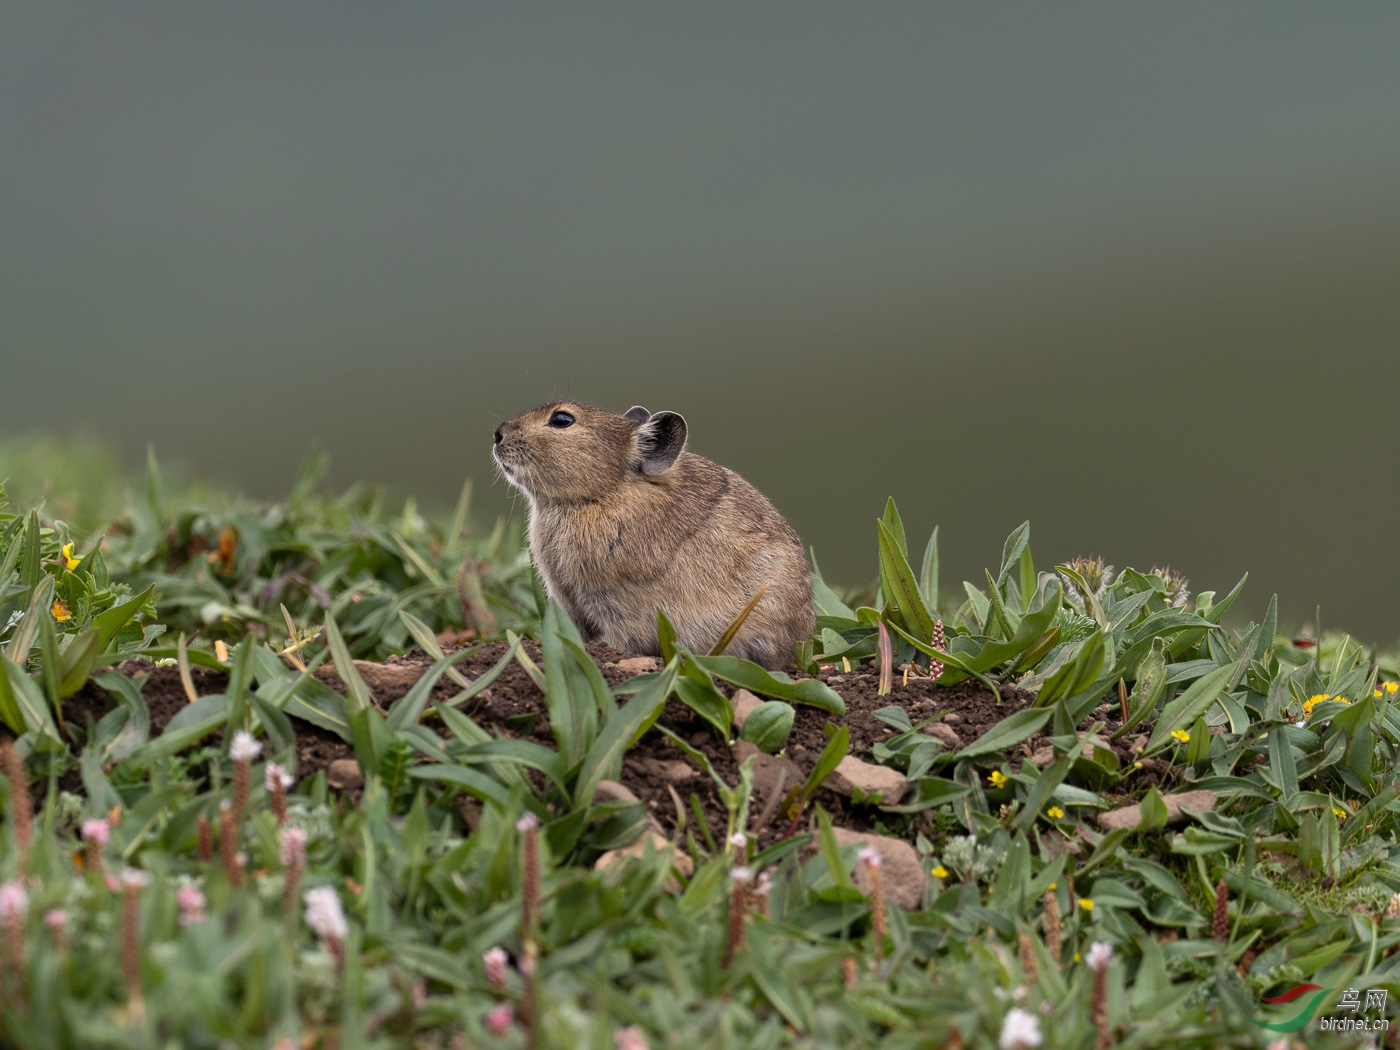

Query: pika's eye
[[547, 410, 575, 428]]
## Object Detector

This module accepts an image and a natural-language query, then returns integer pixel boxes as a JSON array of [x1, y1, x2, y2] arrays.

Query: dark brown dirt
[[61, 642, 1153, 845]]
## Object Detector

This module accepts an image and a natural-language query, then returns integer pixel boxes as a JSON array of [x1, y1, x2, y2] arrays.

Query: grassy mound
[[0, 451, 1397, 1048]]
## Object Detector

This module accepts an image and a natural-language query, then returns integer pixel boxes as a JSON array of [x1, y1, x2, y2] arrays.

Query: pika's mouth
[[491, 443, 523, 483]]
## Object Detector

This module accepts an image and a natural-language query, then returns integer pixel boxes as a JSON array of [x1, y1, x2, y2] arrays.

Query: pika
[[493, 401, 815, 669]]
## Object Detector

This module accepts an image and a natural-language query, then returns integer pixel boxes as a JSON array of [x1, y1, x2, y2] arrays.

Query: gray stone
[[1098, 789, 1219, 831], [826, 755, 909, 805], [610, 656, 661, 674], [729, 688, 764, 728], [595, 829, 695, 882], [922, 722, 961, 749], [326, 759, 363, 791], [733, 741, 803, 805], [831, 828, 926, 909], [593, 780, 641, 805]]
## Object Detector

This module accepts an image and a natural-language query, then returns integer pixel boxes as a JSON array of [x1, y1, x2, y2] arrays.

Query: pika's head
[[492, 402, 688, 502]]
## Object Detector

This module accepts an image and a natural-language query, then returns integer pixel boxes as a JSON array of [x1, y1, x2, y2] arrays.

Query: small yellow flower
[[1079, 897, 1094, 912], [1387, 682, 1398, 695], [1047, 882, 1057, 890], [1170, 729, 1190, 743], [1046, 806, 1065, 819], [61, 542, 80, 571], [1074, 952, 1082, 962], [988, 770, 1009, 788], [1377, 689, 1385, 699], [51, 599, 72, 622], [931, 865, 949, 879], [1332, 807, 1348, 821], [1303, 693, 1350, 717]]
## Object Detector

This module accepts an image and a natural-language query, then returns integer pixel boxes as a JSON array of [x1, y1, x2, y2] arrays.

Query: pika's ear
[[635, 411, 687, 475], [623, 405, 651, 424]]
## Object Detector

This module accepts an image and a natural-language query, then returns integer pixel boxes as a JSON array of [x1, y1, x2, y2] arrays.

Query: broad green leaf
[[350, 704, 390, 780], [407, 764, 511, 807], [90, 585, 155, 652], [877, 519, 935, 640], [324, 613, 371, 713], [1138, 787, 1170, 832], [399, 610, 472, 689], [385, 646, 479, 732], [91, 674, 150, 767], [1012, 755, 1073, 831], [2, 655, 59, 740], [673, 673, 732, 738], [133, 694, 228, 763], [0, 652, 28, 734], [996, 521, 1030, 590], [919, 526, 940, 614], [283, 677, 352, 741], [6, 575, 53, 666], [574, 659, 678, 808], [883, 618, 1002, 696], [880, 497, 909, 560], [1110, 637, 1168, 739], [1143, 661, 1239, 756], [952, 708, 1053, 760], [880, 776, 970, 813], [739, 701, 795, 753], [656, 608, 678, 663], [690, 654, 845, 714], [542, 603, 599, 766], [460, 739, 568, 794], [56, 629, 101, 699], [788, 725, 849, 816]]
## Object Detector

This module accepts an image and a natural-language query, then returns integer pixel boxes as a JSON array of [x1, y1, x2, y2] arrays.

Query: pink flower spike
[[858, 846, 882, 869], [730, 866, 753, 883], [482, 946, 509, 988], [515, 812, 540, 833], [279, 826, 309, 868], [303, 886, 348, 942], [44, 908, 67, 932], [615, 1025, 650, 1050], [0, 880, 29, 921], [265, 762, 294, 792], [230, 731, 262, 762], [82, 818, 111, 844], [484, 1002, 514, 1035], [177, 884, 206, 925], [1086, 941, 1114, 972]]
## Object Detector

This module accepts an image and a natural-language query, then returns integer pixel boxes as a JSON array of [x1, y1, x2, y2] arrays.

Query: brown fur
[[493, 401, 815, 669]]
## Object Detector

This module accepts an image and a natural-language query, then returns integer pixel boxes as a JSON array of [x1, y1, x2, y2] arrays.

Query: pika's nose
[[494, 426, 503, 445]]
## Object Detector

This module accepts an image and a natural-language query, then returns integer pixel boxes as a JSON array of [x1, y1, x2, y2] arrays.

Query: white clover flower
[[230, 731, 262, 762], [265, 762, 294, 792], [999, 1007, 1043, 1049], [1086, 941, 1113, 972], [303, 886, 348, 942]]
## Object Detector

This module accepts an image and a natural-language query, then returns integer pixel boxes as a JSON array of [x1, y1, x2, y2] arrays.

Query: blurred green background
[[3, 4, 1398, 641]]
